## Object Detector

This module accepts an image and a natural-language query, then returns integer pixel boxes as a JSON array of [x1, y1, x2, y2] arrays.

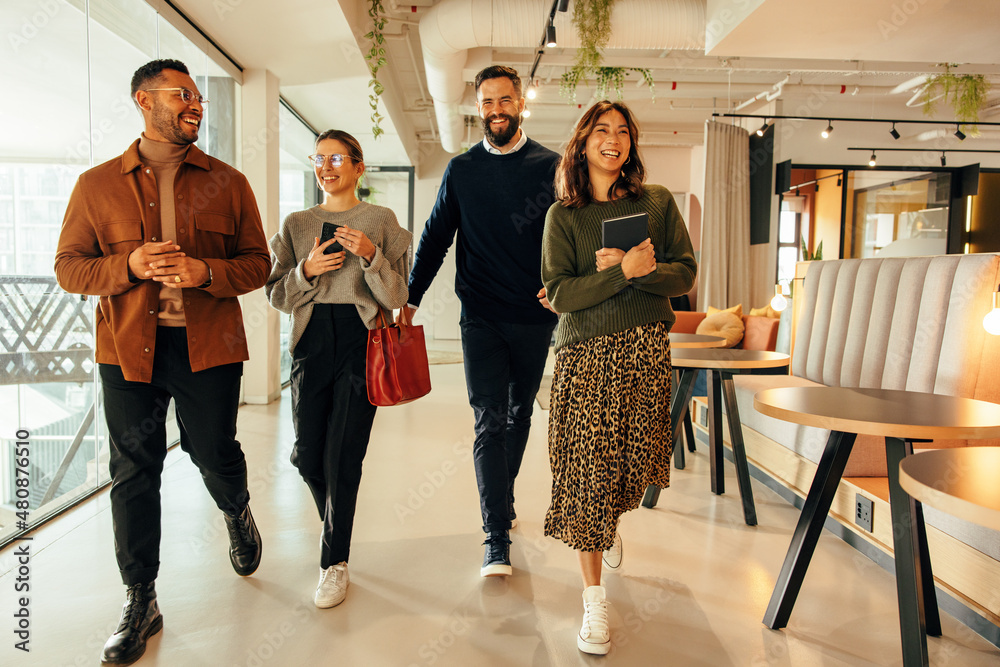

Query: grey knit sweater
[[266, 202, 412, 353]]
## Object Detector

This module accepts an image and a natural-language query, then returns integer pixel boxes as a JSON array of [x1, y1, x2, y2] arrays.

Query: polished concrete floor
[[3, 358, 1000, 666]]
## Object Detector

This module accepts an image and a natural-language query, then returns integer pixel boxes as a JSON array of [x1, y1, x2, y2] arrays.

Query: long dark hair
[[555, 101, 645, 208], [315, 129, 364, 164]]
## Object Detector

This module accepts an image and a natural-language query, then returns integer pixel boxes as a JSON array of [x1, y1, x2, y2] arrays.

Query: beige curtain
[[698, 121, 751, 311]]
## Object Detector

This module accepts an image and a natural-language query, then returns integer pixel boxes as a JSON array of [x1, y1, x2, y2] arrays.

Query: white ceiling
[[121, 0, 1000, 170]]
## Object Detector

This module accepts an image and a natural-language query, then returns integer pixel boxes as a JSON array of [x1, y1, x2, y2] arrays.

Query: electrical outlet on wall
[[856, 493, 874, 532]]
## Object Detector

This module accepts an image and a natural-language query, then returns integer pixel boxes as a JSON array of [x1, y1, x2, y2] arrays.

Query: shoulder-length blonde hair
[[555, 101, 645, 209]]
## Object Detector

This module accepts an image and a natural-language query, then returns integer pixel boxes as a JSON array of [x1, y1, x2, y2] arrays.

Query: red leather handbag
[[366, 309, 432, 406]]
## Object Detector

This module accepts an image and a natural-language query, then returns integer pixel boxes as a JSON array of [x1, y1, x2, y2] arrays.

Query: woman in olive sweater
[[541, 101, 697, 655]]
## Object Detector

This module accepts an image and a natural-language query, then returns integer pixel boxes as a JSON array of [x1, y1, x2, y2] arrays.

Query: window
[[777, 197, 803, 288], [277, 103, 319, 384], [0, 0, 240, 547]]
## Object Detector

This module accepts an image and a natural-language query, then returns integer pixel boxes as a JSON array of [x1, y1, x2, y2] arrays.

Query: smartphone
[[320, 222, 343, 254]]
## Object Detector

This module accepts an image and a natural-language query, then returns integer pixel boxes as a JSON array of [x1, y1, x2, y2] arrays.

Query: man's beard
[[152, 105, 199, 146], [482, 112, 520, 148]]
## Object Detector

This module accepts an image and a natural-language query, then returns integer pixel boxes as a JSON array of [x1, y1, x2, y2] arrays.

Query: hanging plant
[[559, 0, 655, 104], [922, 63, 990, 130], [364, 0, 387, 139]]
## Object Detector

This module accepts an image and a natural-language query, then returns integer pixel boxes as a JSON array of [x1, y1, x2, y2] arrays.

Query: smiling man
[[404, 65, 559, 579], [54, 59, 270, 665]]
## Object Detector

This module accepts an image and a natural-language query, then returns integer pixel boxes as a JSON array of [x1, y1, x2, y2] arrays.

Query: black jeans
[[100, 327, 247, 586], [289, 304, 377, 568], [460, 314, 555, 533]]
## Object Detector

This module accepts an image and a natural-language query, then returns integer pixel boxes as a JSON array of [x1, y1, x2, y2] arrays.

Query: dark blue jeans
[[460, 315, 556, 533], [101, 327, 247, 586]]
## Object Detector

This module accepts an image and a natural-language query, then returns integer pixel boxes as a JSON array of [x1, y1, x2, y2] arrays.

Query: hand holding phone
[[320, 222, 343, 254]]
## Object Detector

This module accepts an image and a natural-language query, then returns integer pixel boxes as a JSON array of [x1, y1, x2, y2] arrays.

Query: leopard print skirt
[[544, 320, 673, 552]]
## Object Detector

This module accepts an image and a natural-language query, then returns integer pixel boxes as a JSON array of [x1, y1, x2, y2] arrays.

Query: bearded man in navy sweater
[[404, 65, 559, 577]]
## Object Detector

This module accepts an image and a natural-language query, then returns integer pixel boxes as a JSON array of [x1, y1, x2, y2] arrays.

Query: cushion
[[672, 310, 706, 334], [742, 316, 780, 351], [707, 303, 743, 319], [696, 310, 744, 348], [750, 304, 782, 319]]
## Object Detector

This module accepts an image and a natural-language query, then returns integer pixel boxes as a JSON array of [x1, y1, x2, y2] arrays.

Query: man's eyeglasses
[[144, 88, 209, 105], [308, 154, 349, 169]]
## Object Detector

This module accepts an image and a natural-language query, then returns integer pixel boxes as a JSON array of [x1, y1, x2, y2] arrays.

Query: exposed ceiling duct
[[419, 0, 707, 153]]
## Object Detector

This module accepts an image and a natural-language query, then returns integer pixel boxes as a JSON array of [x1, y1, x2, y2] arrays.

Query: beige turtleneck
[[138, 134, 188, 327]]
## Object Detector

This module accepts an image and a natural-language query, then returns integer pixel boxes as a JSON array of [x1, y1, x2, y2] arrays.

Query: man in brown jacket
[[54, 59, 271, 666]]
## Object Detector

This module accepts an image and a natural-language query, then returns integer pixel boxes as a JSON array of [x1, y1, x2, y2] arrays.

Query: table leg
[[763, 430, 857, 629], [886, 437, 939, 667], [684, 411, 697, 453], [707, 370, 724, 495], [720, 372, 757, 526], [643, 367, 697, 508], [672, 369, 697, 471], [673, 369, 686, 470]]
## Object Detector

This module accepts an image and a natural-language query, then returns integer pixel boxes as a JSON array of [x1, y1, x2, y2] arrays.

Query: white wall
[[411, 147, 461, 339]]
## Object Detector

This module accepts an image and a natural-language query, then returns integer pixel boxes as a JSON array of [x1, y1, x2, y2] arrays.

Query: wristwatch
[[199, 263, 213, 288]]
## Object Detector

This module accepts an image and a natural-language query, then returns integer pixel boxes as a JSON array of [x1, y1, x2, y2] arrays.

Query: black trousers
[[460, 314, 556, 533], [100, 327, 247, 586], [289, 304, 377, 568]]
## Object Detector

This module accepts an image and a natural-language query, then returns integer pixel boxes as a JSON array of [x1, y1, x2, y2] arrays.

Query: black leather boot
[[224, 504, 262, 576], [101, 582, 162, 665]]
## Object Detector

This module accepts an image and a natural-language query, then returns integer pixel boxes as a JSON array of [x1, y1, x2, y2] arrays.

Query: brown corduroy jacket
[[55, 139, 271, 383]]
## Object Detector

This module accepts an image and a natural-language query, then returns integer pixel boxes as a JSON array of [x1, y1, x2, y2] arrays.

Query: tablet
[[601, 212, 648, 251]]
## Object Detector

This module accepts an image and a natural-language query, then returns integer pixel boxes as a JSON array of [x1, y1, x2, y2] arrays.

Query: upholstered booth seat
[[731, 254, 1000, 572]]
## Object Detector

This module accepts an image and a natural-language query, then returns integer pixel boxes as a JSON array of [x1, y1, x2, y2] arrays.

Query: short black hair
[[131, 59, 190, 98], [474, 65, 522, 98]]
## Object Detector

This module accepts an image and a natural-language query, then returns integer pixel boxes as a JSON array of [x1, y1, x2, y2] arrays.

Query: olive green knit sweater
[[541, 184, 697, 350]]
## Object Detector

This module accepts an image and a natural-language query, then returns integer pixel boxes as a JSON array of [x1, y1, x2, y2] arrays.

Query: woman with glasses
[[266, 129, 411, 609], [541, 101, 696, 655]]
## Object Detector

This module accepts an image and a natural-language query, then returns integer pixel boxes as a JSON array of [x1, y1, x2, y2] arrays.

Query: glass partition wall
[[277, 104, 320, 384], [845, 171, 951, 258], [0, 0, 239, 547]]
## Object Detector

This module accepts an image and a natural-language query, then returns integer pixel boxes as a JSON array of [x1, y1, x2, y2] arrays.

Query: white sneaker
[[315, 562, 349, 608], [577, 585, 610, 655], [602, 533, 622, 570]]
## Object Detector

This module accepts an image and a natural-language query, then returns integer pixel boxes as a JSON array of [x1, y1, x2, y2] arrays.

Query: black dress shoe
[[101, 582, 163, 665], [224, 504, 262, 576]]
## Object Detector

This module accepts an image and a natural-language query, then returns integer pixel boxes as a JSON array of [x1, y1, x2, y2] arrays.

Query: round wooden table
[[642, 348, 789, 526], [900, 447, 1000, 531], [753, 386, 1000, 667], [669, 333, 727, 349]]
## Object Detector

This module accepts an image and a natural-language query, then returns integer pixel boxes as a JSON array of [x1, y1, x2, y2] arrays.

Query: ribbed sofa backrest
[[792, 254, 1000, 398]]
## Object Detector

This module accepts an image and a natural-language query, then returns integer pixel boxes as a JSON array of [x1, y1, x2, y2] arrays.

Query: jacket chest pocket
[[98, 219, 143, 255], [194, 211, 235, 257]]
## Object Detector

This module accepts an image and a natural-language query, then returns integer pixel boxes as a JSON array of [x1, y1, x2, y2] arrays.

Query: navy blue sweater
[[408, 138, 559, 325]]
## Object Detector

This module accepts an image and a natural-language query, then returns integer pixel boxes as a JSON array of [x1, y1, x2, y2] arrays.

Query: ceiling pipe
[[733, 74, 789, 111], [419, 0, 706, 153]]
